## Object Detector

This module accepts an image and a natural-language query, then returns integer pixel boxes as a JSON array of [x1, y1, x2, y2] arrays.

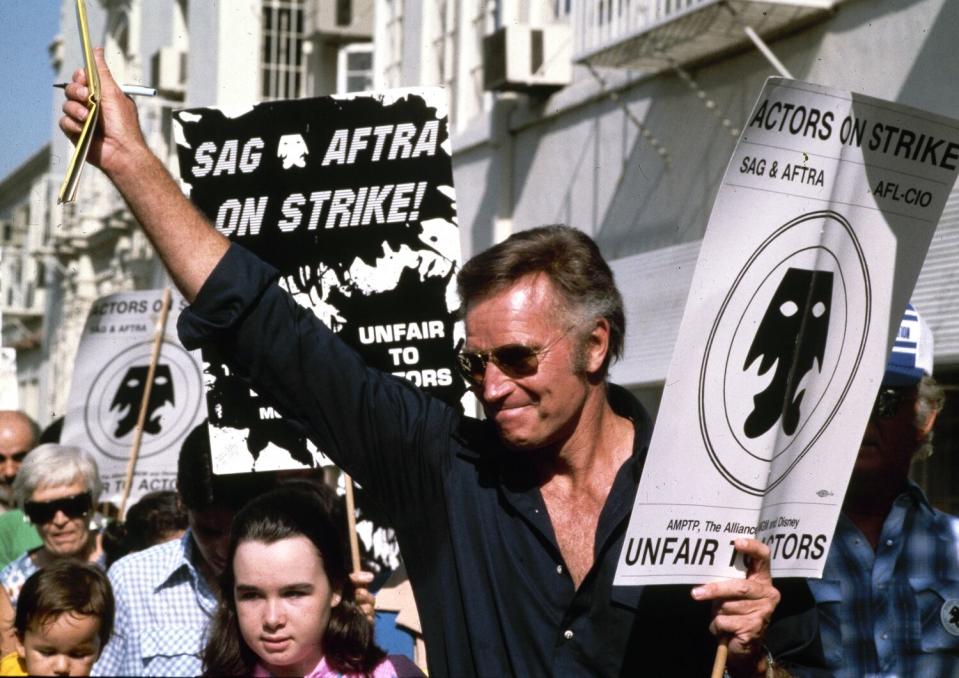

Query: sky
[[0, 1, 62, 180]]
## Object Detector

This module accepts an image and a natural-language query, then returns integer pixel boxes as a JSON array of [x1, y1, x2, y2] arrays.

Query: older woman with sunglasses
[[0, 444, 103, 653]]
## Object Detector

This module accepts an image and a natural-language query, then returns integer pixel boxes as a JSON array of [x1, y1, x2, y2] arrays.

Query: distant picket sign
[[61, 291, 206, 506]]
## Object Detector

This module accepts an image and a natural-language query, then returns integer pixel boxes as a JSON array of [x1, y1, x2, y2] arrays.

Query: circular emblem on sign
[[943, 599, 959, 637], [83, 339, 204, 461], [698, 210, 871, 496]]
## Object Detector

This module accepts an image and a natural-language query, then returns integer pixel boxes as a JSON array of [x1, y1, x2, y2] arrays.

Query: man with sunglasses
[[808, 304, 958, 677], [59, 52, 823, 677]]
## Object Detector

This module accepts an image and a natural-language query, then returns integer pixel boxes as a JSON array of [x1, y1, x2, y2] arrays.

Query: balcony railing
[[573, 0, 837, 70]]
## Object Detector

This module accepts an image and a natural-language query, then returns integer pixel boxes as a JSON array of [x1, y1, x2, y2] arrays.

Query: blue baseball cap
[[883, 303, 933, 386]]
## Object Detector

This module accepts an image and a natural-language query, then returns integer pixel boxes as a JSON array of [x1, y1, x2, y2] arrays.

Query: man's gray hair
[[12, 444, 102, 509]]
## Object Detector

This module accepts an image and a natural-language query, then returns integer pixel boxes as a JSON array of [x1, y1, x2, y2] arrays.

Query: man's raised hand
[[59, 47, 147, 177]]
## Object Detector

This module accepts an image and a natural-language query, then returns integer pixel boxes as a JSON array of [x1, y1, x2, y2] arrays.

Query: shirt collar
[[153, 530, 205, 593], [900, 479, 936, 515], [607, 383, 653, 480], [481, 384, 653, 516]]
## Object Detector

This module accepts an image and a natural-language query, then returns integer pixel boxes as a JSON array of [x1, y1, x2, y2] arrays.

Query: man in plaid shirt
[[809, 304, 959, 677]]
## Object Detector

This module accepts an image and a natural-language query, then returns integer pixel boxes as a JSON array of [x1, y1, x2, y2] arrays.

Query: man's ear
[[331, 590, 342, 608], [584, 318, 611, 375]]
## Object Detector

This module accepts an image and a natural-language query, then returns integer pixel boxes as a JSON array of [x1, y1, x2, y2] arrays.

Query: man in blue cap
[[809, 304, 958, 676]]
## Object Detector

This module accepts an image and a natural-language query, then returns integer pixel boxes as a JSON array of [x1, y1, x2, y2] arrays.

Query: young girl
[[203, 484, 395, 677]]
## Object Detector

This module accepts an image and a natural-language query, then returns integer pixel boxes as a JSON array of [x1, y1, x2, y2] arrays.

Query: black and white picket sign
[[174, 88, 463, 474]]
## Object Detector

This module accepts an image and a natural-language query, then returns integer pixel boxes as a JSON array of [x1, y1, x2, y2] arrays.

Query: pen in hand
[[53, 82, 157, 97]]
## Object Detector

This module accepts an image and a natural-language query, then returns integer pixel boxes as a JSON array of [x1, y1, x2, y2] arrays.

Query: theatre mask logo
[[699, 211, 871, 495], [743, 268, 833, 438], [278, 134, 309, 169], [109, 364, 174, 437], [84, 340, 204, 460]]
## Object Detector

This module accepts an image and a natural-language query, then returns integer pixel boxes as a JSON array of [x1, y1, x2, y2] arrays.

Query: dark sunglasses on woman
[[24, 491, 93, 524]]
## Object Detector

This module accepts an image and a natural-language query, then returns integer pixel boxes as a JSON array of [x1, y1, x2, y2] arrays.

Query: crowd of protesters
[[0, 414, 403, 678]]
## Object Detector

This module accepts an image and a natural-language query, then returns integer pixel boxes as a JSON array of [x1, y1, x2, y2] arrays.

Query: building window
[[432, 0, 457, 90], [336, 0, 352, 27], [337, 43, 373, 93], [105, 10, 132, 86], [382, 0, 404, 88], [262, 0, 306, 100]]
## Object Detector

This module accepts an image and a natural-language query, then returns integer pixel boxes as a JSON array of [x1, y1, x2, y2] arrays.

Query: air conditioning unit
[[483, 24, 571, 94], [151, 47, 186, 98], [309, 0, 373, 44]]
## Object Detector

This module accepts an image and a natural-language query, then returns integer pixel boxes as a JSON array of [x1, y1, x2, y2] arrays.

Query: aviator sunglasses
[[872, 386, 912, 420], [456, 326, 575, 386], [24, 491, 93, 524]]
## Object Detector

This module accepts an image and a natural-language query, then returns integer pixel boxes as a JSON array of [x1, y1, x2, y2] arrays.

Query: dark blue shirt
[[179, 244, 823, 677]]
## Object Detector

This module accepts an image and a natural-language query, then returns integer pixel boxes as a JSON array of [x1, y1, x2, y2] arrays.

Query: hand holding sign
[[692, 539, 779, 677]]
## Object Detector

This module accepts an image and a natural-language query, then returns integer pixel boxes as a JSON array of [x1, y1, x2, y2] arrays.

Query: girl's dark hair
[[202, 483, 386, 676], [15, 560, 114, 647]]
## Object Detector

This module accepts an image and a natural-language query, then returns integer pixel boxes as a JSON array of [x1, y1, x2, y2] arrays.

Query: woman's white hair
[[12, 444, 102, 509]]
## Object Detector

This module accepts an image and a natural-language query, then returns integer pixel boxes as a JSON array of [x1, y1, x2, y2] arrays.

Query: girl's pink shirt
[[252, 655, 397, 678]]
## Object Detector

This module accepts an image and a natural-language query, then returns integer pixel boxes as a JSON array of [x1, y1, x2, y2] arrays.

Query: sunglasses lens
[[24, 503, 51, 524], [492, 345, 539, 376], [65, 493, 92, 517], [456, 352, 486, 384], [873, 388, 902, 419]]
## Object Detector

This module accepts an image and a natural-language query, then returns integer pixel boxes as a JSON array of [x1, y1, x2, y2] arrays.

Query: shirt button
[[556, 565, 563, 574], [885, 539, 894, 546], [563, 629, 574, 640], [881, 632, 889, 640]]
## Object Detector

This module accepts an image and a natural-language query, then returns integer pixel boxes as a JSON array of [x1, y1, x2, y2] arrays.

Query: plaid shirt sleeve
[[92, 565, 135, 676]]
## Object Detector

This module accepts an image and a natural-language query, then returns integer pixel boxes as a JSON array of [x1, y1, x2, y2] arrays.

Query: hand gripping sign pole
[[343, 473, 362, 573], [711, 640, 729, 678], [118, 288, 172, 517]]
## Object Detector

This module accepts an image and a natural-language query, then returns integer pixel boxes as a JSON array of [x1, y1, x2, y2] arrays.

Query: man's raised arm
[[59, 48, 227, 301]]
